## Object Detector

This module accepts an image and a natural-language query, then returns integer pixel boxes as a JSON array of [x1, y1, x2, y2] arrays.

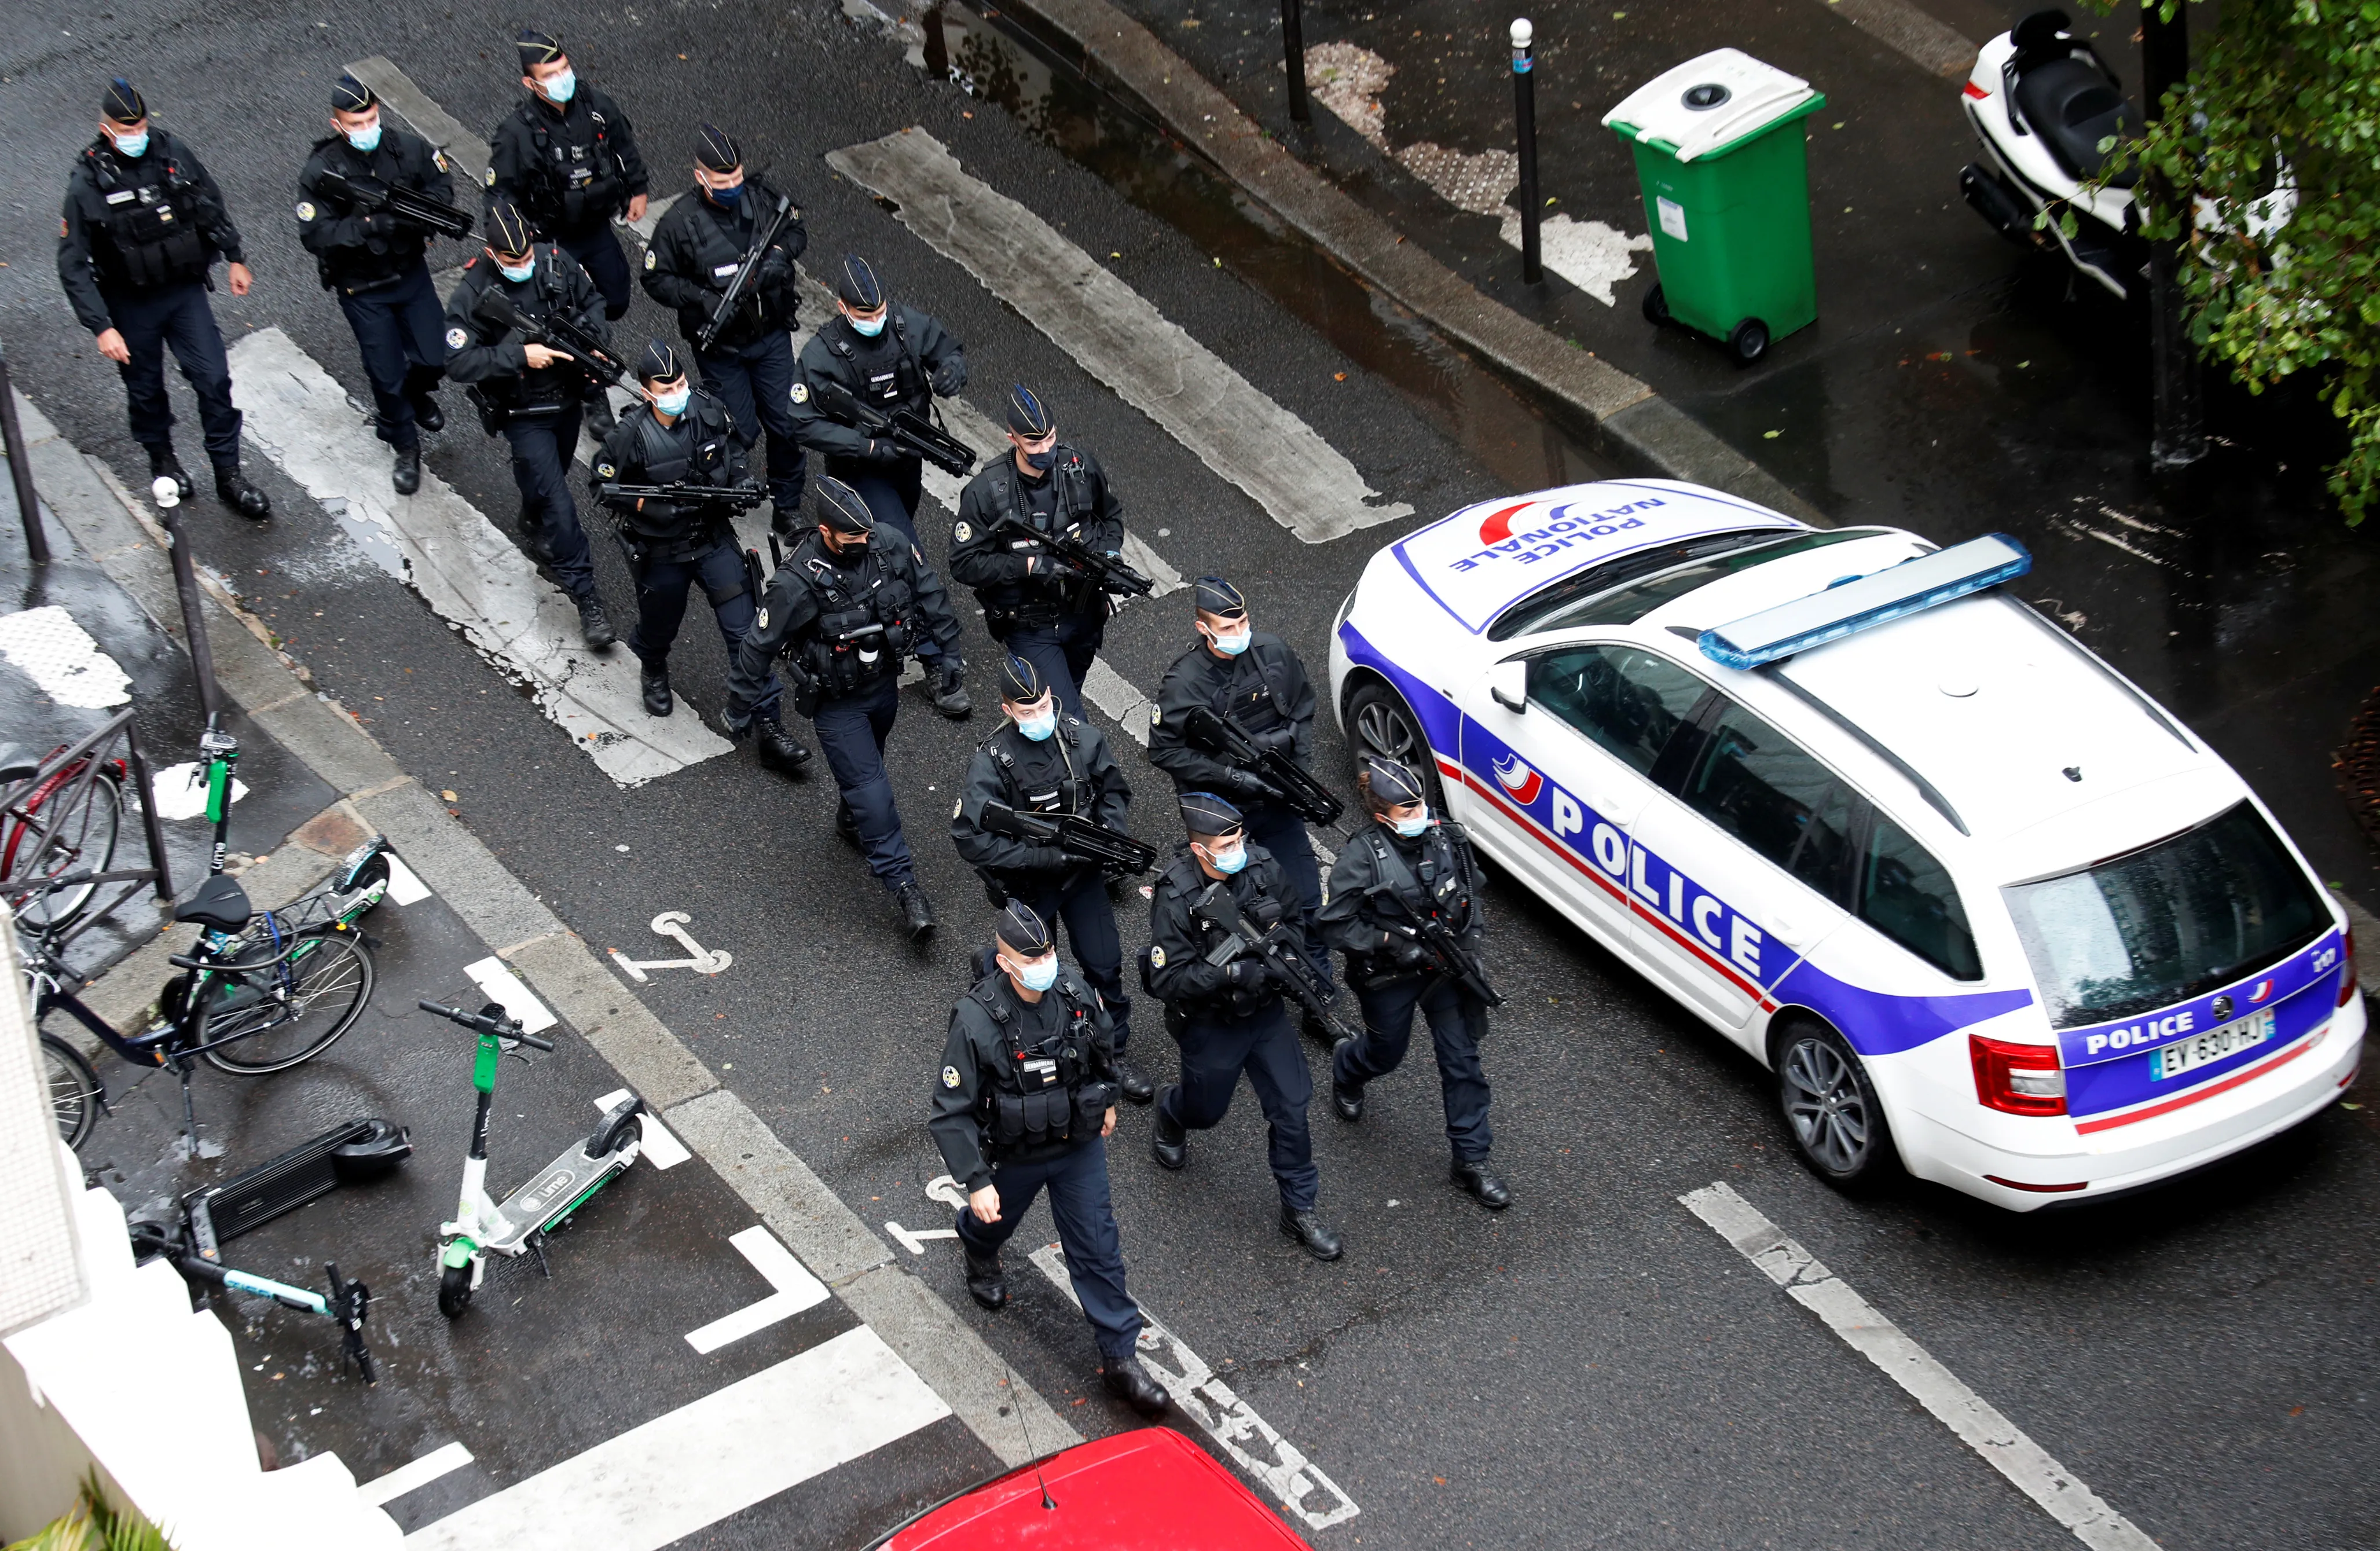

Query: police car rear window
[[1488, 529, 1880, 641], [2002, 801, 2329, 1028]]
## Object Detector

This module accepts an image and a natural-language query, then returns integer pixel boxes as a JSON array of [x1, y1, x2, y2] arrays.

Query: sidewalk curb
[[8, 391, 1081, 1469], [984, 0, 1829, 526]]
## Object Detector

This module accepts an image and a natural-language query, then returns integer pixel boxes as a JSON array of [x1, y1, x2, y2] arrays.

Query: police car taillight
[[2341, 923, 2360, 1007], [1971, 1034, 2066, 1116]]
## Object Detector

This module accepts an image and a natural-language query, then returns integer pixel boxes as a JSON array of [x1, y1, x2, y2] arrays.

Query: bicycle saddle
[[0, 743, 39, 783], [174, 874, 254, 933]]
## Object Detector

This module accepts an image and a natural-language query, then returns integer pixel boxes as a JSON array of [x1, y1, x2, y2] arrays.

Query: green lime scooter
[[416, 1000, 644, 1317]]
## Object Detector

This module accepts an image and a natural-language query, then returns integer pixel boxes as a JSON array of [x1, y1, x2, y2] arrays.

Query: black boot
[[640, 665, 673, 717], [753, 717, 811, 776], [1330, 1037, 1364, 1123], [1279, 1205, 1343, 1262], [576, 595, 617, 650], [391, 445, 421, 496], [214, 465, 272, 520], [1103, 1354, 1170, 1417], [896, 882, 936, 943], [929, 658, 972, 719], [1151, 1094, 1187, 1171], [963, 1245, 1009, 1310], [584, 393, 618, 436], [1114, 1053, 1155, 1105], [147, 445, 192, 501], [409, 394, 445, 433], [1451, 1159, 1512, 1210]]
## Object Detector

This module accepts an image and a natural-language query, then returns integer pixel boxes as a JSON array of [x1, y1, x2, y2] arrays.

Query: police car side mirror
[[1489, 658, 1527, 715]]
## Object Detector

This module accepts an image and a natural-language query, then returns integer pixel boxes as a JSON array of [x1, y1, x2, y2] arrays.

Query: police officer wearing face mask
[[1147, 577, 1338, 1014], [952, 656, 1151, 1102], [949, 385, 1127, 721], [487, 30, 647, 360], [297, 74, 457, 496], [931, 901, 1171, 1418], [1319, 755, 1510, 1209], [57, 77, 271, 520], [640, 124, 808, 531], [444, 196, 616, 649], [1145, 791, 1343, 1261], [787, 254, 971, 720], [725, 477, 962, 941], [592, 341, 808, 769]]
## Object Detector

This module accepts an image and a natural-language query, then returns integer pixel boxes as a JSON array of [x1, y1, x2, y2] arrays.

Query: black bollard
[[0, 342, 48, 565], [1512, 18, 1542, 284], [1283, 0, 1312, 126]]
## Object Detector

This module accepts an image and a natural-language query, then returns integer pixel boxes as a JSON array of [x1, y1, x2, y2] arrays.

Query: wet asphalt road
[[5, 0, 2378, 1546]]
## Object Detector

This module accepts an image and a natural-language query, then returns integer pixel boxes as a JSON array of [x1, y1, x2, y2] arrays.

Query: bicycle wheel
[[200, 933, 376, 1074], [41, 1033, 101, 1149], [5, 767, 123, 933]]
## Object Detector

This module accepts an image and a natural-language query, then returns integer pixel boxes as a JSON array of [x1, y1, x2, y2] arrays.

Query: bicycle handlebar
[[416, 999, 556, 1051]]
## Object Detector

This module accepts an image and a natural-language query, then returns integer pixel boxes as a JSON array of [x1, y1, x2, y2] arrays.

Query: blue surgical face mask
[[542, 67, 577, 104], [1205, 841, 1248, 875], [1013, 953, 1058, 992], [1024, 449, 1055, 472], [496, 256, 536, 284], [706, 181, 743, 207], [111, 128, 150, 158], [847, 310, 886, 338], [654, 384, 692, 416], [1208, 624, 1252, 657], [1392, 809, 1432, 838], [1017, 710, 1057, 742], [344, 123, 383, 153]]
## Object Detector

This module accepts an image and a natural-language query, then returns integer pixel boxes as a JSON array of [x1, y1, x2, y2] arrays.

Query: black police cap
[[998, 656, 1044, 704], [997, 900, 1053, 955], [815, 476, 875, 536], [835, 254, 885, 310], [1178, 790, 1244, 837], [102, 77, 147, 124], [1005, 384, 1054, 438], [639, 339, 681, 383], [484, 198, 534, 258], [516, 28, 566, 69], [1192, 575, 1247, 618], [695, 123, 740, 173], [1362, 754, 1426, 808], [331, 74, 376, 114]]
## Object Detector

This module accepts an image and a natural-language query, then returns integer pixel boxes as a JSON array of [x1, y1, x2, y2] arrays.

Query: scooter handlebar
[[416, 999, 556, 1051]]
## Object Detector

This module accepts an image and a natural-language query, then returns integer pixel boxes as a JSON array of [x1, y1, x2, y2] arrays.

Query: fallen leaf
[[1762, 430, 1781, 439], [1334, 372, 1347, 382], [441, 789, 458, 801]]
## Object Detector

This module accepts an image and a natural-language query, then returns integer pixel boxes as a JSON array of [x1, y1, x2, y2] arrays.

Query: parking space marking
[[827, 128, 1413, 545], [1681, 1183, 2157, 1551], [684, 1224, 833, 1353], [383, 853, 434, 905], [405, 1325, 949, 1549], [1027, 1243, 1360, 1531], [463, 955, 558, 1035], [360, 1441, 475, 1509], [592, 1088, 691, 1169], [885, 1220, 961, 1255], [343, 57, 490, 181]]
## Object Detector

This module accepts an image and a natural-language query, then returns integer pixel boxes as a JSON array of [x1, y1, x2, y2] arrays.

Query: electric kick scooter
[[417, 1000, 645, 1318]]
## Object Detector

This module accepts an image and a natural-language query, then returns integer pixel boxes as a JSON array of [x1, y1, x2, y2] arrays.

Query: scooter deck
[[480, 1103, 643, 1254]]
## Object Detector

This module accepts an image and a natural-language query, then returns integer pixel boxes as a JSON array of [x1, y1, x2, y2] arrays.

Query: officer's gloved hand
[[931, 361, 966, 397], [1029, 846, 1072, 872], [1255, 727, 1297, 756], [757, 254, 794, 289], [1223, 959, 1266, 989], [1227, 769, 1278, 804], [1388, 937, 1431, 971]]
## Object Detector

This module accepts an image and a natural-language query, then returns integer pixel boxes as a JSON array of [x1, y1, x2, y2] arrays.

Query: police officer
[[443, 197, 617, 648], [1147, 577, 1337, 1011], [640, 124, 808, 533], [297, 73, 457, 496], [487, 30, 647, 347], [1320, 756, 1510, 1209], [952, 655, 1152, 1102], [1146, 791, 1343, 1260], [931, 901, 1170, 1416], [949, 385, 1126, 721], [725, 477, 960, 941], [788, 254, 970, 719], [591, 342, 809, 775], [57, 77, 270, 520]]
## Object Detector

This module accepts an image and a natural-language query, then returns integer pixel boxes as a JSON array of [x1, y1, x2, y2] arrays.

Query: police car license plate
[[2150, 1009, 2273, 1081]]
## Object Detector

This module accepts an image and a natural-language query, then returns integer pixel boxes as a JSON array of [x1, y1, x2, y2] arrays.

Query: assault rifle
[[595, 480, 768, 509], [1180, 705, 1346, 827], [696, 190, 796, 351], [812, 382, 976, 479], [1191, 881, 1357, 1040], [313, 168, 473, 240], [986, 515, 1154, 599], [471, 286, 631, 390], [980, 800, 1157, 875], [1365, 883, 1504, 1007]]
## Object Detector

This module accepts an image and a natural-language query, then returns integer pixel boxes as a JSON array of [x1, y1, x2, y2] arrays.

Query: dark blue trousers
[[813, 676, 913, 890], [1162, 1002, 1318, 1211], [558, 226, 632, 320], [499, 401, 596, 601], [1247, 802, 1334, 995], [1004, 612, 1106, 721], [628, 540, 779, 720], [955, 1135, 1142, 1362], [696, 333, 806, 519], [335, 264, 444, 449], [1009, 871, 1131, 1053], [105, 281, 241, 468], [1338, 974, 1493, 1162], [829, 456, 945, 666]]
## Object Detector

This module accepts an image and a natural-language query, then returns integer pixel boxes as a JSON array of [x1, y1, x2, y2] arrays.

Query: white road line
[[1680, 1183, 2157, 1551], [826, 129, 1413, 545], [884, 1220, 961, 1255], [461, 955, 557, 1035], [360, 1441, 475, 1509], [404, 1325, 950, 1550], [0, 606, 132, 707], [230, 328, 732, 786], [592, 1087, 690, 1169], [344, 57, 491, 181], [1027, 1243, 1359, 1531], [383, 853, 434, 905], [684, 1224, 831, 1352]]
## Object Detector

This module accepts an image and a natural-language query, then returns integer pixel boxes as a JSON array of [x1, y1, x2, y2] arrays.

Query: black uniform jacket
[[296, 126, 455, 291], [1145, 844, 1305, 1016], [485, 86, 648, 238], [1146, 633, 1318, 794], [1319, 818, 1487, 978], [724, 527, 962, 727], [592, 390, 750, 555], [442, 246, 608, 411], [58, 130, 242, 328], [787, 307, 966, 462], [948, 448, 1124, 618], [930, 971, 1116, 1191], [952, 716, 1131, 888], [640, 179, 806, 349]]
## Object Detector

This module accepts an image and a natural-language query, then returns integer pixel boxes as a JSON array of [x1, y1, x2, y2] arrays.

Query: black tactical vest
[[967, 975, 1112, 1150], [83, 142, 209, 289]]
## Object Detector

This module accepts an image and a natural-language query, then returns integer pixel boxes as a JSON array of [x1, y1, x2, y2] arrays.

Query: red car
[[879, 1428, 1310, 1549]]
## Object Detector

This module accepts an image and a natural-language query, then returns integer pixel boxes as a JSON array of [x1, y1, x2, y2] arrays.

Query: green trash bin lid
[[1602, 48, 1817, 162]]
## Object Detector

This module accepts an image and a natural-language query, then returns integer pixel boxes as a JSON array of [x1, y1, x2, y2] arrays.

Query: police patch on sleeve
[[942, 1065, 962, 1089], [434, 149, 449, 172], [594, 461, 615, 478], [790, 382, 809, 405], [1150, 703, 1164, 727], [643, 250, 657, 270], [483, 167, 497, 187], [952, 520, 971, 542], [1149, 945, 1166, 969], [755, 606, 769, 630], [445, 327, 468, 350], [295, 201, 316, 221], [954, 798, 963, 819]]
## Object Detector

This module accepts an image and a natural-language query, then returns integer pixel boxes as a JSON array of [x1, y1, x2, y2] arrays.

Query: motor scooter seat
[[174, 874, 254, 933], [2015, 56, 2141, 184]]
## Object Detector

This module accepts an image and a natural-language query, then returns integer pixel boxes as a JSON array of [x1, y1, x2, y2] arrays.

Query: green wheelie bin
[[1604, 49, 1825, 363]]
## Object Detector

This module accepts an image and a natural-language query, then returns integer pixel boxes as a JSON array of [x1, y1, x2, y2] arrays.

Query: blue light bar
[[1697, 533, 2032, 670]]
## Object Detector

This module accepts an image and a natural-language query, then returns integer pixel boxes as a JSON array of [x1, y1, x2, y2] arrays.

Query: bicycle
[[0, 740, 125, 934]]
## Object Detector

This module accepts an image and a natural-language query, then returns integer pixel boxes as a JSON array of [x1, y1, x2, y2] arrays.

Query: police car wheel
[[1773, 1020, 1896, 1189], [1345, 679, 1445, 810]]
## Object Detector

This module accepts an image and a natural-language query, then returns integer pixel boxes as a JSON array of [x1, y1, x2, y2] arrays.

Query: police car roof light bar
[[1696, 533, 2031, 670]]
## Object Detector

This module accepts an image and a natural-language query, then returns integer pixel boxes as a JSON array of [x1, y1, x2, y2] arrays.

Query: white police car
[[1328, 479, 2364, 1209]]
